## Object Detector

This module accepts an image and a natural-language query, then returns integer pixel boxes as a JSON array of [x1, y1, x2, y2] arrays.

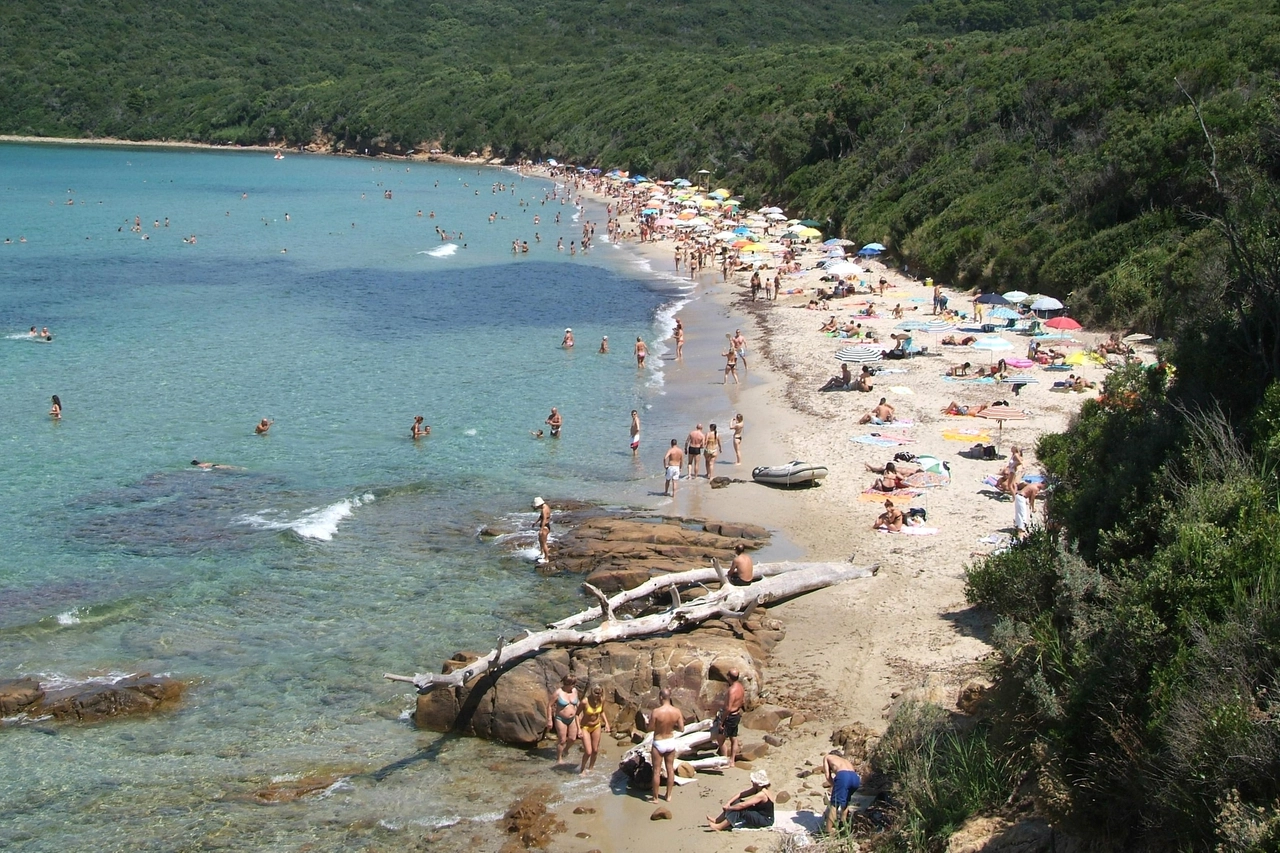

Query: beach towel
[[859, 488, 924, 501], [850, 435, 907, 447], [889, 386, 914, 395], [942, 429, 992, 442], [866, 418, 913, 427], [875, 368, 908, 375], [942, 375, 996, 383], [878, 525, 940, 535], [731, 809, 823, 837]]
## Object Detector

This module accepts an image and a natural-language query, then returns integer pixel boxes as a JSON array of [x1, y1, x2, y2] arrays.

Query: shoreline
[[536, 169, 1110, 852]]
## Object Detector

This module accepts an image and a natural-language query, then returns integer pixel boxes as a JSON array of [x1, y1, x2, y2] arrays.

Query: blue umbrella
[[895, 320, 929, 331], [857, 247, 882, 257], [862, 242, 886, 251], [988, 306, 1021, 320], [975, 292, 1011, 305]]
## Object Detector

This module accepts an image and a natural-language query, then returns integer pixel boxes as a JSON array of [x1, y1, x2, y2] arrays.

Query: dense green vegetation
[[3, 0, 1277, 330]]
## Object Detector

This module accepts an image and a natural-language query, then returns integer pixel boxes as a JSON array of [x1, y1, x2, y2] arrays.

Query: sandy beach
[[535, 172, 1115, 853]]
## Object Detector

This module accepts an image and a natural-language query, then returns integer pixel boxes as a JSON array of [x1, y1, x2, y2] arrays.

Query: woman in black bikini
[[546, 675, 580, 765]]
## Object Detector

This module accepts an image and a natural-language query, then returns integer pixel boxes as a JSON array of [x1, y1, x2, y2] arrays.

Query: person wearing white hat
[[533, 497, 551, 564], [707, 769, 775, 830], [561, 328, 574, 348]]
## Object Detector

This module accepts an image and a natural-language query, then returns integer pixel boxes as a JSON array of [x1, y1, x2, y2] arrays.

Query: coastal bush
[[874, 702, 1022, 851]]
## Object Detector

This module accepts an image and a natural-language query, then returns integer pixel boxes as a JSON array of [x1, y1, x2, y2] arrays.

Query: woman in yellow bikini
[[576, 684, 611, 774]]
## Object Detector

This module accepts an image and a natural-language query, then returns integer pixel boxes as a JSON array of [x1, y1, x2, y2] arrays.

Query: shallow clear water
[[0, 143, 708, 849]]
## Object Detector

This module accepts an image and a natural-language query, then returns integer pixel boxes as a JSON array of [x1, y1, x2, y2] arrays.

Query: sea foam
[[418, 243, 458, 258], [236, 493, 373, 541]]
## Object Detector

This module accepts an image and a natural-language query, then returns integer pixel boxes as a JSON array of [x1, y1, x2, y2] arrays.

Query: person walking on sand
[[545, 407, 562, 437], [713, 669, 746, 766], [684, 424, 706, 479], [663, 440, 684, 496], [533, 496, 552, 564], [577, 683, 611, 774], [823, 751, 863, 833], [723, 341, 740, 385], [704, 423, 722, 479], [635, 336, 647, 368], [630, 410, 641, 457], [732, 329, 748, 369], [546, 674, 579, 766], [49, 394, 62, 420], [730, 413, 744, 465], [649, 688, 685, 802], [411, 416, 430, 439], [674, 320, 685, 359], [255, 418, 273, 435]]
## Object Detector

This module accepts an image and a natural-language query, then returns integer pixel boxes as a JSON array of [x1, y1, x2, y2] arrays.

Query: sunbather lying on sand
[[941, 335, 978, 346], [865, 458, 923, 477], [943, 401, 990, 416]]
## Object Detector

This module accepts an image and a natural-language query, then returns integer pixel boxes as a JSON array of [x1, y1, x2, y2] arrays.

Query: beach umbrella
[[740, 242, 771, 253], [824, 238, 854, 247], [760, 206, 784, 214], [654, 217, 678, 227], [732, 226, 754, 236], [987, 306, 1021, 320], [825, 261, 864, 276], [1064, 351, 1105, 366], [1030, 296, 1064, 311], [1003, 290, 1029, 303], [642, 207, 659, 216], [861, 242, 886, 252], [835, 345, 883, 364], [971, 336, 1014, 362], [1044, 316, 1082, 331], [825, 246, 847, 257], [709, 188, 732, 199], [895, 320, 929, 331], [975, 292, 1011, 305], [795, 227, 823, 239], [914, 455, 950, 477], [673, 178, 692, 187], [1001, 374, 1038, 385], [974, 407, 1028, 449], [923, 319, 955, 335], [856, 247, 881, 257], [798, 219, 823, 228], [1123, 332, 1153, 343]]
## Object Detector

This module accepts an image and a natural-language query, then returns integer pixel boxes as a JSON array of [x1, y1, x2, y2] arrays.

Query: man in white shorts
[[1014, 481, 1042, 540], [664, 440, 684, 496]]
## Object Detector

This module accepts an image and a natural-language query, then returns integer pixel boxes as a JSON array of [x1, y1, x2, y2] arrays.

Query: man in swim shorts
[[663, 440, 684, 496], [545, 407, 562, 438], [714, 669, 746, 766], [823, 751, 863, 833], [650, 688, 685, 802], [684, 424, 705, 479]]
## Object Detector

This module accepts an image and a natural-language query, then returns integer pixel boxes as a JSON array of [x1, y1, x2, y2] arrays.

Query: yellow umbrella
[[699, 198, 721, 208], [740, 242, 771, 253], [709, 188, 732, 199], [677, 210, 698, 221], [795, 227, 823, 239], [1064, 351, 1104, 366]]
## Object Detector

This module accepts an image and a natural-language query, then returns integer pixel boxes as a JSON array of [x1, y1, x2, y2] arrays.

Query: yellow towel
[[942, 430, 991, 443]]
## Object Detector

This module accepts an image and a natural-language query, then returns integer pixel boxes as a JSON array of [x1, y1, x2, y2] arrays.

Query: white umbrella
[[766, 212, 788, 220], [825, 261, 864, 277], [835, 345, 883, 364], [1123, 333, 1153, 343], [971, 336, 1014, 362], [1003, 290, 1029, 303], [1030, 296, 1063, 311], [760, 206, 784, 214], [923, 319, 955, 334]]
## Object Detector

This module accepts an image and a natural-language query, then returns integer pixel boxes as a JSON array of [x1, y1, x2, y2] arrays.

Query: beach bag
[[982, 445, 997, 460], [893, 451, 917, 463], [906, 507, 928, 522]]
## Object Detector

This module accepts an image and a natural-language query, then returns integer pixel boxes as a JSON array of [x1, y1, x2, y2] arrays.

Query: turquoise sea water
[[0, 143, 711, 849]]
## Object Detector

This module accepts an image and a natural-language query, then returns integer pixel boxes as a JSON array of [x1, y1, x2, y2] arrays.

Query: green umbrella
[[799, 219, 823, 228]]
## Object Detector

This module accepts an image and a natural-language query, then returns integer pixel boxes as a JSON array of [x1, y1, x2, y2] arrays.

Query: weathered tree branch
[[384, 562, 875, 692]]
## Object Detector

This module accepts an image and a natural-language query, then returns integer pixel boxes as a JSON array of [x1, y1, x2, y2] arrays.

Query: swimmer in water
[[411, 416, 431, 439], [255, 418, 273, 435], [50, 395, 62, 420], [191, 459, 238, 470]]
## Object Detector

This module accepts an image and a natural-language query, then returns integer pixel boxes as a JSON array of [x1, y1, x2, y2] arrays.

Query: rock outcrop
[[414, 613, 785, 746], [0, 673, 185, 725]]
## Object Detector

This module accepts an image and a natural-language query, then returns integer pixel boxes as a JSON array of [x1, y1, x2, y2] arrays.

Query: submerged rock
[[0, 673, 185, 725]]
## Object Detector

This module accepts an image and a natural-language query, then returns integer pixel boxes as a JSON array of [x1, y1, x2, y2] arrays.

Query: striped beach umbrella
[[974, 407, 1029, 449], [987, 306, 1021, 321], [923, 319, 955, 335], [895, 320, 928, 331], [834, 345, 883, 364]]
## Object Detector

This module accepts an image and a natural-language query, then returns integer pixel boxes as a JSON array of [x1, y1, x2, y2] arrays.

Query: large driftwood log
[[385, 562, 875, 692], [549, 560, 855, 630]]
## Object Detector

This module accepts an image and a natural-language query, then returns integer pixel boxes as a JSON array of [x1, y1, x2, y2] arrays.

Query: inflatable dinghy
[[752, 461, 828, 487]]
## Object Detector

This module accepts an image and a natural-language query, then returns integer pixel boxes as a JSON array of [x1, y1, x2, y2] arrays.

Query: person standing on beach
[[545, 407, 562, 437], [630, 410, 641, 457], [649, 688, 685, 802], [635, 336, 647, 368], [723, 341, 740, 385], [663, 440, 684, 496], [685, 424, 706, 479], [713, 669, 746, 767], [533, 496, 552, 564], [730, 413, 744, 464], [1014, 481, 1043, 540], [732, 330, 748, 369], [704, 423, 722, 479], [674, 320, 685, 360]]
